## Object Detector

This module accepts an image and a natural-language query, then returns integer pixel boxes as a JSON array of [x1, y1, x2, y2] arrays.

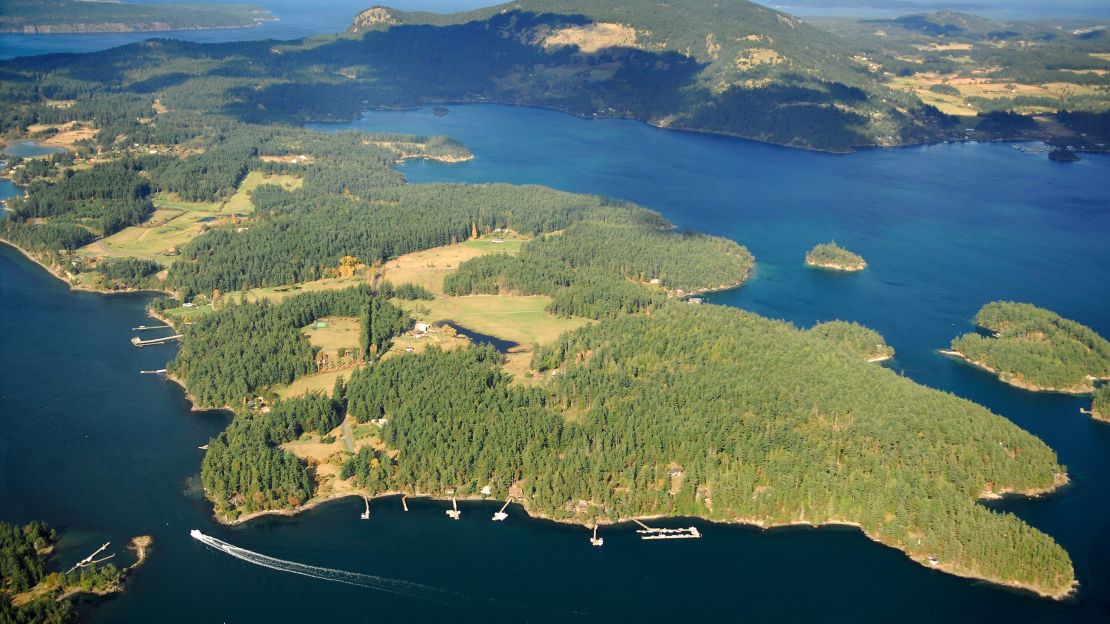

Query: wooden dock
[[131, 334, 182, 347]]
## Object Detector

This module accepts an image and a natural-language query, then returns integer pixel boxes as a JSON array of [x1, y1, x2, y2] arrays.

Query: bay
[[2, 101, 1109, 621]]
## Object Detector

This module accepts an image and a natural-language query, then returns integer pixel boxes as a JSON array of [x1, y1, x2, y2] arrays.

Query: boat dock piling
[[590, 526, 603, 547], [66, 542, 113, 574], [492, 498, 511, 521], [131, 334, 182, 347]]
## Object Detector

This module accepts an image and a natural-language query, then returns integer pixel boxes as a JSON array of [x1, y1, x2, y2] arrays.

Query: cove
[[0, 102, 1107, 621]]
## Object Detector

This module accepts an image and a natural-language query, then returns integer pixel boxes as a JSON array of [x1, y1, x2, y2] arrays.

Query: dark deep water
[[2, 102, 1110, 622]]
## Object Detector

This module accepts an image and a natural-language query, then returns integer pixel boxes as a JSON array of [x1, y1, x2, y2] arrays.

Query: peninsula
[[0, 521, 149, 623], [1, 0, 268, 34], [805, 241, 868, 271], [0, 0, 1091, 604]]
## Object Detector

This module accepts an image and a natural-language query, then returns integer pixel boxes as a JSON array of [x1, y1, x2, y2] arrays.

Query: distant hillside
[[347, 0, 951, 151], [0, 0, 269, 34]]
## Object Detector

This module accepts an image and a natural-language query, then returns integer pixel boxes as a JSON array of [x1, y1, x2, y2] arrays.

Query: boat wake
[[189, 530, 463, 604]]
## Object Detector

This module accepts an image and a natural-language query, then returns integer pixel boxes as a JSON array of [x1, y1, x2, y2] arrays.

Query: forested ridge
[[442, 222, 754, 319], [950, 302, 1110, 392], [334, 305, 1073, 597]]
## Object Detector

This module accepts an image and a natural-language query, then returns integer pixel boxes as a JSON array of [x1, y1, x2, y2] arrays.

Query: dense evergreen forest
[[442, 222, 753, 318], [202, 393, 342, 518], [0, 521, 124, 623], [808, 320, 894, 361], [805, 241, 867, 270], [337, 305, 1072, 596], [950, 302, 1110, 392], [1093, 385, 1110, 422], [169, 286, 408, 408]]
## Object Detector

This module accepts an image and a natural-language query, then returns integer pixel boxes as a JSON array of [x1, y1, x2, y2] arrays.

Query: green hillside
[[347, 0, 947, 151]]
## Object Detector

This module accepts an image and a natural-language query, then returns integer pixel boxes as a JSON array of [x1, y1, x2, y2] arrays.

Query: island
[[805, 241, 868, 272], [0, 521, 149, 623], [946, 301, 1110, 395], [1, 0, 269, 34], [0, 0, 1092, 602]]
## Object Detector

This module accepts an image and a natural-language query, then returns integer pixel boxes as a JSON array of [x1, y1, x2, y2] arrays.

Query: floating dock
[[633, 519, 701, 539], [492, 498, 511, 521], [131, 334, 182, 347], [590, 526, 603, 547]]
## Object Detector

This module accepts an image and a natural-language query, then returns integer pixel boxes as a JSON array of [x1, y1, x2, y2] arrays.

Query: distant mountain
[[0, 0, 269, 34], [346, 0, 951, 151]]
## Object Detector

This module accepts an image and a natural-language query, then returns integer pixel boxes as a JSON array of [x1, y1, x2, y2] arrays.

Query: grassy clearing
[[379, 236, 524, 295], [888, 72, 1109, 116], [77, 172, 302, 265], [277, 368, 359, 399], [224, 171, 302, 214], [303, 316, 361, 353], [399, 295, 589, 347], [282, 416, 387, 497]]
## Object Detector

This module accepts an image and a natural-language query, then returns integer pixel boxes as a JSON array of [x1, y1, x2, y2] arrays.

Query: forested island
[[1, 0, 268, 34], [1093, 385, 1110, 422], [947, 302, 1110, 395], [0, 521, 148, 623], [0, 0, 1092, 602], [805, 241, 867, 271]]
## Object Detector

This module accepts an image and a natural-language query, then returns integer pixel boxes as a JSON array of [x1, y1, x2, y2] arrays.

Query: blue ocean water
[[2, 104, 1109, 622]]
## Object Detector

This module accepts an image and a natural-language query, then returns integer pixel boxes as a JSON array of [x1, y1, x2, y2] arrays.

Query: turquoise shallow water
[[2, 103, 1109, 621]]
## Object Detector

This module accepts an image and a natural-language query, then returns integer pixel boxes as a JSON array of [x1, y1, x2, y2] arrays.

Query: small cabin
[[414, 321, 431, 333]]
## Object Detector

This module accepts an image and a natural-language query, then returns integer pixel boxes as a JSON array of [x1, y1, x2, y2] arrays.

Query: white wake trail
[[189, 530, 464, 604]]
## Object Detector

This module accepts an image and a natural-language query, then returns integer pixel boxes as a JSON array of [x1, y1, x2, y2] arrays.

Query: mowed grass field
[[378, 235, 525, 295], [78, 172, 301, 264], [399, 295, 589, 347], [303, 316, 361, 354]]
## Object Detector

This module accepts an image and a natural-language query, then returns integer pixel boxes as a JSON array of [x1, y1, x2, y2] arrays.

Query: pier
[[590, 526, 603, 547], [492, 498, 511, 521], [446, 497, 461, 520], [132, 324, 172, 331], [131, 334, 182, 347], [360, 496, 370, 520], [633, 519, 701, 539], [402, 494, 408, 512], [140, 369, 168, 374], [66, 542, 113, 574]]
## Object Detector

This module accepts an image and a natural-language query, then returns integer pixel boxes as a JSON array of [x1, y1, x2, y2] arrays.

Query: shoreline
[[805, 259, 866, 272], [212, 478, 1075, 600], [939, 349, 1098, 395], [0, 237, 173, 295]]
